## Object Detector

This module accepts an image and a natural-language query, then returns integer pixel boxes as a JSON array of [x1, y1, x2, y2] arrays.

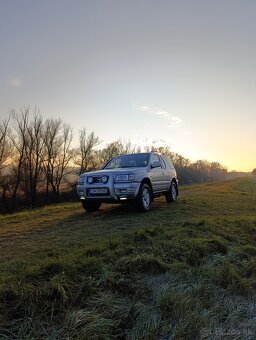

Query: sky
[[1, 0, 256, 172]]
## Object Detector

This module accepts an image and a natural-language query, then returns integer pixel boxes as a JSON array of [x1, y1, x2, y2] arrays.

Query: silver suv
[[77, 152, 178, 212]]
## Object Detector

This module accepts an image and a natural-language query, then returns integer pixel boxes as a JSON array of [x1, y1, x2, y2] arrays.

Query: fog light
[[101, 175, 108, 183], [87, 176, 93, 184]]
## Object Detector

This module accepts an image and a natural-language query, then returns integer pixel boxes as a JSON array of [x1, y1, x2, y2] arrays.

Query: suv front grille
[[91, 176, 109, 184], [93, 176, 101, 183]]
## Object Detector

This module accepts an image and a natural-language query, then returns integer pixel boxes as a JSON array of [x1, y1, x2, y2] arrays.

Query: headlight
[[87, 176, 93, 184], [101, 175, 108, 183], [114, 173, 135, 182]]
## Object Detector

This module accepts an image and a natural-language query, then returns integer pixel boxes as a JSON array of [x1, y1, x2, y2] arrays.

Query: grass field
[[0, 178, 256, 339]]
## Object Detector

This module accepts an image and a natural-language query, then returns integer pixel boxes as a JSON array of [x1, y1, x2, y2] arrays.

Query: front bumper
[[77, 181, 141, 202]]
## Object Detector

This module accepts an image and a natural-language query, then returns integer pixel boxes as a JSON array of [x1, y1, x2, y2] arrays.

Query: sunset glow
[[1, 0, 256, 172]]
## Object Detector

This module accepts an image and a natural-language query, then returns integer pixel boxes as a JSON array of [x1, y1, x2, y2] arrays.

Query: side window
[[151, 154, 162, 168], [169, 159, 174, 168], [106, 158, 121, 169], [163, 156, 174, 169], [159, 155, 166, 169]]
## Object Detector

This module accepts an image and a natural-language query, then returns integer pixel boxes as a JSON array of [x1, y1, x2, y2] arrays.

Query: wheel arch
[[171, 178, 179, 195], [140, 178, 153, 195]]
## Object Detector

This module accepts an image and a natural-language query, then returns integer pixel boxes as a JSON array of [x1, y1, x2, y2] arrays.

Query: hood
[[80, 167, 145, 177]]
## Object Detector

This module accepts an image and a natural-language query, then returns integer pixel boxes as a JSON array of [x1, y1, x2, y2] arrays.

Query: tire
[[135, 183, 152, 212], [82, 200, 101, 212], [165, 181, 178, 202]]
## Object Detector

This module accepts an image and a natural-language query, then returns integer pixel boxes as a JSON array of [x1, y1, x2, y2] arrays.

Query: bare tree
[[42, 118, 62, 203], [210, 162, 227, 181], [9, 108, 29, 210], [52, 123, 74, 200], [0, 116, 11, 170], [24, 110, 44, 207], [98, 139, 137, 165], [6, 108, 46, 208], [75, 129, 100, 174], [191, 160, 211, 183], [170, 152, 190, 169], [43, 120, 74, 202], [0, 116, 13, 212], [0, 174, 13, 213]]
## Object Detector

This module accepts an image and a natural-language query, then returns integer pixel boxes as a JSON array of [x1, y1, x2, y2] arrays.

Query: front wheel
[[82, 200, 101, 212], [165, 181, 178, 202], [135, 183, 152, 212]]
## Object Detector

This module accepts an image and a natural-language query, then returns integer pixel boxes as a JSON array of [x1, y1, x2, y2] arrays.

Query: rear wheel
[[82, 200, 101, 212], [135, 183, 152, 212], [165, 181, 178, 202]]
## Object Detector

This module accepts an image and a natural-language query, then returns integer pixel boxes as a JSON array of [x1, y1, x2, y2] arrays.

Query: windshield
[[103, 153, 149, 169]]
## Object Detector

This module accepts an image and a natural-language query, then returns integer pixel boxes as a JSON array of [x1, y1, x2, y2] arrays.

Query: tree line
[[0, 107, 229, 213]]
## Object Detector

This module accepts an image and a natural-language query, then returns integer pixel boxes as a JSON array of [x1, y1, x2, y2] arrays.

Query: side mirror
[[151, 161, 161, 169]]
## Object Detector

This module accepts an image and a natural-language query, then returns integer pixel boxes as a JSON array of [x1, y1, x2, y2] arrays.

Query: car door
[[150, 154, 165, 193], [159, 155, 172, 190]]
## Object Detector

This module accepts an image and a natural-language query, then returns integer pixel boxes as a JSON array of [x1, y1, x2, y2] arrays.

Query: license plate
[[89, 188, 108, 194]]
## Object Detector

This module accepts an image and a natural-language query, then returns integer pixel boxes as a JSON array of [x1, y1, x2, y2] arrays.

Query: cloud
[[168, 116, 182, 127], [128, 135, 172, 150], [9, 78, 23, 87], [135, 105, 182, 127], [151, 139, 171, 147]]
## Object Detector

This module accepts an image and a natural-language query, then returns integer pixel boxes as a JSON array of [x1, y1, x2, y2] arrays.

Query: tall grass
[[1, 178, 256, 338]]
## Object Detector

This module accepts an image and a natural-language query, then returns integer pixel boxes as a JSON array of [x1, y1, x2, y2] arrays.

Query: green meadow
[[0, 178, 256, 339]]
